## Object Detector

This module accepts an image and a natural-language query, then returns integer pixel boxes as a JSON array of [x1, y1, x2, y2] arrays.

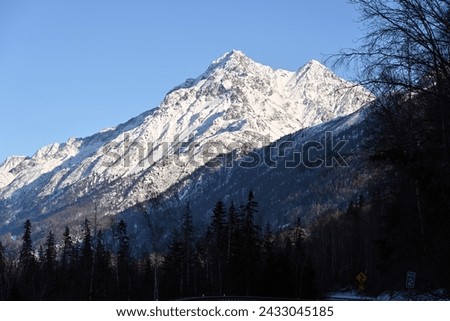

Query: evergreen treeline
[[1, 174, 449, 301], [0, 218, 135, 300], [1, 182, 449, 300], [0, 191, 318, 301]]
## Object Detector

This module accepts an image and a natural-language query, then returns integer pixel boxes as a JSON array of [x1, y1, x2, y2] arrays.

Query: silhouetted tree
[[80, 218, 94, 299], [208, 200, 227, 294], [162, 229, 184, 299], [238, 191, 261, 295], [44, 231, 57, 273], [92, 229, 112, 300], [61, 226, 75, 270], [116, 219, 131, 300], [0, 242, 6, 300], [17, 219, 37, 300], [42, 231, 57, 298], [18, 220, 34, 271]]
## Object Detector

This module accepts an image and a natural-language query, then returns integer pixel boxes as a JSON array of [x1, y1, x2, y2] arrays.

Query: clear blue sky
[[0, 0, 363, 162]]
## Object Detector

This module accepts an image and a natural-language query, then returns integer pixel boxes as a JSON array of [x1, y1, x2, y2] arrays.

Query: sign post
[[355, 272, 367, 292], [406, 271, 416, 289]]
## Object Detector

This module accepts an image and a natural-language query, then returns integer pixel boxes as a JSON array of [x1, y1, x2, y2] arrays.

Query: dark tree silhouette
[[208, 200, 228, 294], [239, 191, 261, 295], [17, 219, 37, 300], [41, 231, 57, 299], [80, 218, 94, 299], [61, 226, 75, 270], [0, 242, 6, 300], [116, 219, 131, 300]]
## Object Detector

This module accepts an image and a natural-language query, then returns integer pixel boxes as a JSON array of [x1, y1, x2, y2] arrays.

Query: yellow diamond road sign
[[356, 272, 367, 283]]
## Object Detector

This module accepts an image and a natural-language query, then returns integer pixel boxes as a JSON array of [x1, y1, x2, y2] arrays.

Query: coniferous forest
[[1, 176, 449, 300], [0, 191, 320, 300]]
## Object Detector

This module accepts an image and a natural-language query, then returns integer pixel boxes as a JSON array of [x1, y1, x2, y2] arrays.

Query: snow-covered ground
[[327, 289, 449, 301]]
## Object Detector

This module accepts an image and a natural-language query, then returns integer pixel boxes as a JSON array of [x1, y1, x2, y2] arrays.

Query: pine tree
[[61, 226, 75, 270], [81, 219, 93, 267], [42, 231, 57, 299], [92, 229, 111, 300], [19, 220, 34, 271], [226, 201, 243, 294], [163, 229, 184, 299], [238, 191, 261, 295], [181, 203, 195, 298], [293, 218, 309, 299], [208, 200, 227, 294], [58, 226, 77, 299], [44, 231, 57, 273], [80, 218, 94, 299], [0, 242, 6, 300], [211, 201, 227, 247], [116, 219, 131, 300], [18, 219, 37, 299], [227, 202, 239, 261], [243, 191, 260, 251]]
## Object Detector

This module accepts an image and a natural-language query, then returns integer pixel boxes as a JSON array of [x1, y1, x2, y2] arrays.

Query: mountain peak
[[168, 50, 259, 93], [291, 59, 338, 83], [208, 49, 254, 71], [298, 59, 328, 73], [222, 49, 247, 61], [306, 59, 324, 66]]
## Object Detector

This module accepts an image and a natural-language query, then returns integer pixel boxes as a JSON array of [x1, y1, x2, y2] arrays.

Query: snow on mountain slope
[[0, 50, 372, 239], [0, 156, 27, 188], [152, 104, 377, 231]]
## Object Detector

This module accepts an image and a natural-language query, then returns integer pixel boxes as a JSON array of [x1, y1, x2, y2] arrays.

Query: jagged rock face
[[0, 50, 372, 242]]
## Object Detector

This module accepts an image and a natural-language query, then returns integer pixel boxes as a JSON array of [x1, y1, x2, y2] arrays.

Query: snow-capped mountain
[[151, 104, 377, 230], [0, 50, 372, 242]]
